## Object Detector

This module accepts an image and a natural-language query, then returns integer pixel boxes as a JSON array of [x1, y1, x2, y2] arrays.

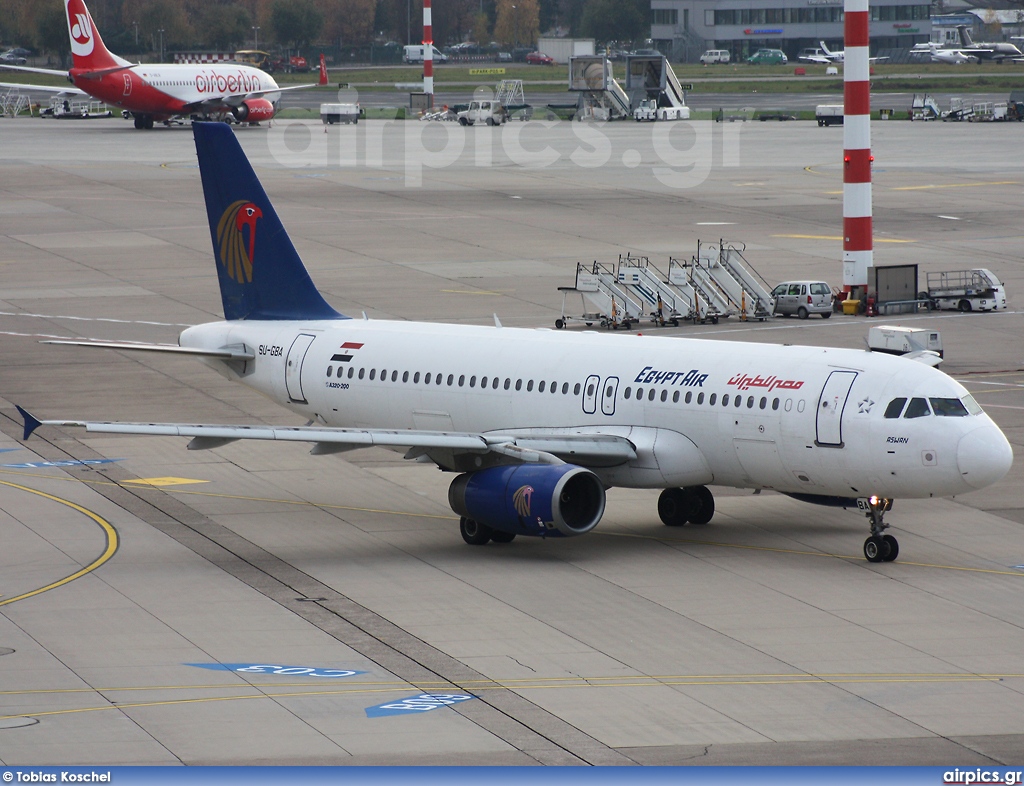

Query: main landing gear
[[459, 516, 516, 545], [862, 496, 898, 563], [658, 486, 715, 527]]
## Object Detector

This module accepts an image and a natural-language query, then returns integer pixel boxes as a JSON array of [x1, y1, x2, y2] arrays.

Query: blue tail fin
[[192, 122, 346, 321]]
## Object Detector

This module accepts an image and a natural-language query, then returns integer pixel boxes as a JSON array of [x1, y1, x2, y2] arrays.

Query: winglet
[[16, 405, 42, 441]]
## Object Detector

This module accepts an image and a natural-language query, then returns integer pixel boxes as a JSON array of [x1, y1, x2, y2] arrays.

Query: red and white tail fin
[[65, 0, 125, 71], [318, 54, 328, 86]]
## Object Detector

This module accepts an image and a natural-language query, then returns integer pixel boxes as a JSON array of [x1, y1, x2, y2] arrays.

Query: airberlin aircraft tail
[[319, 54, 328, 86], [193, 122, 347, 322], [65, 0, 127, 72]]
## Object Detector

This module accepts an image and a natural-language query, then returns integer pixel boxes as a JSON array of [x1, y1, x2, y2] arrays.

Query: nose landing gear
[[861, 496, 898, 562]]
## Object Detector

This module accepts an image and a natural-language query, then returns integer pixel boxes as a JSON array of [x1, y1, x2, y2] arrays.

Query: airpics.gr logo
[[513, 484, 534, 518], [217, 200, 263, 284], [66, 0, 95, 56]]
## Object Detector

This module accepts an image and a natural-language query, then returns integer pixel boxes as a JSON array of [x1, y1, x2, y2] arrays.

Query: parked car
[[525, 51, 554, 65], [746, 48, 787, 65], [0, 50, 28, 65], [495, 51, 512, 63], [700, 49, 730, 65], [457, 100, 507, 126], [771, 281, 833, 319]]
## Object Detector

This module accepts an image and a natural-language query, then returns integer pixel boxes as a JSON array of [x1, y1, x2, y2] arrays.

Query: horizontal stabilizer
[[41, 339, 255, 360]]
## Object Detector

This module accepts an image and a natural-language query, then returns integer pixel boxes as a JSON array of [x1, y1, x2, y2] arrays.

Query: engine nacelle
[[448, 464, 606, 538], [233, 98, 275, 123]]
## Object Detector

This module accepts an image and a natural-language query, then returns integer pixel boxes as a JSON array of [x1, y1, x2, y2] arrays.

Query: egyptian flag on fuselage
[[331, 342, 363, 362]]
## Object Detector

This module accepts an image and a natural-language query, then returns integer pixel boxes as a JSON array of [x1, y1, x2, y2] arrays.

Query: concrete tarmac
[[0, 116, 1022, 766]]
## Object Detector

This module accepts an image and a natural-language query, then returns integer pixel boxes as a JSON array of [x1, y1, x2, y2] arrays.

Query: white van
[[403, 44, 448, 64], [700, 49, 730, 65], [771, 280, 833, 319]]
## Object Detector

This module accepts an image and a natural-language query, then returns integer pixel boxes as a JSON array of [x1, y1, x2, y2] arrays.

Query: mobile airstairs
[[557, 261, 645, 329], [624, 55, 690, 120], [614, 254, 711, 325], [568, 57, 632, 120], [669, 240, 775, 322]]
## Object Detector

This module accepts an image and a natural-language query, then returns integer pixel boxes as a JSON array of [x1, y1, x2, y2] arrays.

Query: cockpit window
[[930, 397, 969, 417], [903, 397, 931, 419], [884, 398, 907, 419], [962, 395, 983, 415]]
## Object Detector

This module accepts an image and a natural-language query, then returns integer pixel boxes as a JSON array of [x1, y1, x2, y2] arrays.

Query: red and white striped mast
[[423, 0, 434, 107], [842, 0, 872, 301]]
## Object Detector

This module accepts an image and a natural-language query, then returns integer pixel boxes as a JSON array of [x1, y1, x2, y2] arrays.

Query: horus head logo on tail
[[217, 200, 263, 284]]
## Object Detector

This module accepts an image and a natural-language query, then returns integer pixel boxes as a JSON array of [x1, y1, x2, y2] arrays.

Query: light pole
[[253, 26, 260, 50], [407, 0, 411, 46], [133, 21, 138, 46], [511, 5, 518, 50], [158, 28, 164, 62]]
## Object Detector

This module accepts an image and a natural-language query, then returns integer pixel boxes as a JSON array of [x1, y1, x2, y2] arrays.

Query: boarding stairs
[[624, 55, 689, 116], [0, 87, 28, 117], [569, 56, 633, 120], [669, 257, 734, 320], [669, 240, 775, 322], [615, 254, 697, 325], [557, 261, 645, 329]]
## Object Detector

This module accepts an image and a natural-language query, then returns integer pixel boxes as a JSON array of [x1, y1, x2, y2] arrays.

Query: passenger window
[[930, 397, 969, 417], [381, 369, 387, 380], [424, 373, 431, 384], [734, 396, 741, 408], [722, 394, 729, 406], [391, 371, 398, 382], [624, 387, 632, 399], [527, 380, 534, 392], [447, 374, 454, 386], [760, 397, 767, 409], [539, 381, 546, 393], [661, 390, 668, 402], [574, 383, 581, 395], [772, 398, 779, 411], [551, 381, 557, 394], [348, 367, 354, 379], [504, 378, 511, 390], [648, 389, 656, 401], [562, 383, 568, 394], [414, 372, 420, 383], [458, 375, 465, 387], [709, 393, 717, 405], [685, 391, 692, 404], [697, 392, 704, 404], [904, 397, 931, 418], [747, 396, 754, 408], [403, 371, 409, 383], [369, 369, 376, 380], [672, 391, 679, 403], [358, 368, 365, 379], [480, 376, 487, 388], [326, 367, 332, 377], [493, 378, 500, 389], [517, 379, 524, 391], [884, 398, 907, 418]]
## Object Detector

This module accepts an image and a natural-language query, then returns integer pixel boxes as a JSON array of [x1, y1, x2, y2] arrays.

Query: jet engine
[[232, 98, 275, 123], [448, 464, 606, 537]]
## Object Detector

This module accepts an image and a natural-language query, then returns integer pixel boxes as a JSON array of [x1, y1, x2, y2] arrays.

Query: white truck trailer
[[867, 325, 943, 363], [920, 269, 1007, 312]]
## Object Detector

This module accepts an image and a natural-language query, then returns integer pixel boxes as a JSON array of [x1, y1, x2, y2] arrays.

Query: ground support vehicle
[[320, 103, 361, 124], [633, 99, 688, 122], [919, 269, 1007, 313], [815, 105, 843, 126]]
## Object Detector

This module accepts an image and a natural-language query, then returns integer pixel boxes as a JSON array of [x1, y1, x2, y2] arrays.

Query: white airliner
[[0, 0, 326, 128], [18, 123, 1013, 563]]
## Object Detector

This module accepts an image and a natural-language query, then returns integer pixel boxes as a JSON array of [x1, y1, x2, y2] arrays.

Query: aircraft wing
[[0, 81, 85, 95], [0, 63, 70, 78], [799, 55, 831, 64], [17, 408, 638, 466]]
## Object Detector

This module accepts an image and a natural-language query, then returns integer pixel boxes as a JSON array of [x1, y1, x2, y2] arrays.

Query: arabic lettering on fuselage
[[633, 367, 708, 387], [727, 373, 804, 392]]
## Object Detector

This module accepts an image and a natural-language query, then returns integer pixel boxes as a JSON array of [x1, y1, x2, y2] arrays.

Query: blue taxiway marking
[[186, 663, 364, 678], [365, 693, 475, 718]]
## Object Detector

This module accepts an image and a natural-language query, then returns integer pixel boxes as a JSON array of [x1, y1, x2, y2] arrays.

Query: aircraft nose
[[957, 423, 1014, 490]]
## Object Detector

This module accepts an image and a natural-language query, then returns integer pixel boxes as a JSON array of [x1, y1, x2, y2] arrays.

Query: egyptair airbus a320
[[18, 124, 1014, 564], [0, 0, 326, 128]]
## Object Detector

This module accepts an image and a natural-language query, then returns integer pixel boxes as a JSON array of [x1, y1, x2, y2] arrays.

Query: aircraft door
[[285, 333, 317, 404], [815, 370, 858, 447], [582, 374, 600, 414], [600, 376, 619, 416]]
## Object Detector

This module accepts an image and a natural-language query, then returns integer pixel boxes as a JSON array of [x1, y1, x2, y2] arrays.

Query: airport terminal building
[[651, 0, 932, 62]]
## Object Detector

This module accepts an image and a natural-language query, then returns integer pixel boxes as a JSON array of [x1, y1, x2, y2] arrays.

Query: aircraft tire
[[658, 488, 690, 526], [460, 516, 492, 545], [490, 530, 517, 543], [863, 535, 887, 562], [687, 486, 715, 525], [882, 534, 899, 562], [133, 115, 144, 129], [555, 318, 565, 329]]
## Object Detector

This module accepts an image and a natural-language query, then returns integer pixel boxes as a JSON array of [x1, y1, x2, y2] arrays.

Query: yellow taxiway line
[[0, 479, 119, 607]]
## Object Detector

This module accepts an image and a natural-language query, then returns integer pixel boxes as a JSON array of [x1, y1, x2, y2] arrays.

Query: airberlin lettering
[[634, 367, 708, 387], [727, 373, 805, 392], [195, 70, 262, 94]]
